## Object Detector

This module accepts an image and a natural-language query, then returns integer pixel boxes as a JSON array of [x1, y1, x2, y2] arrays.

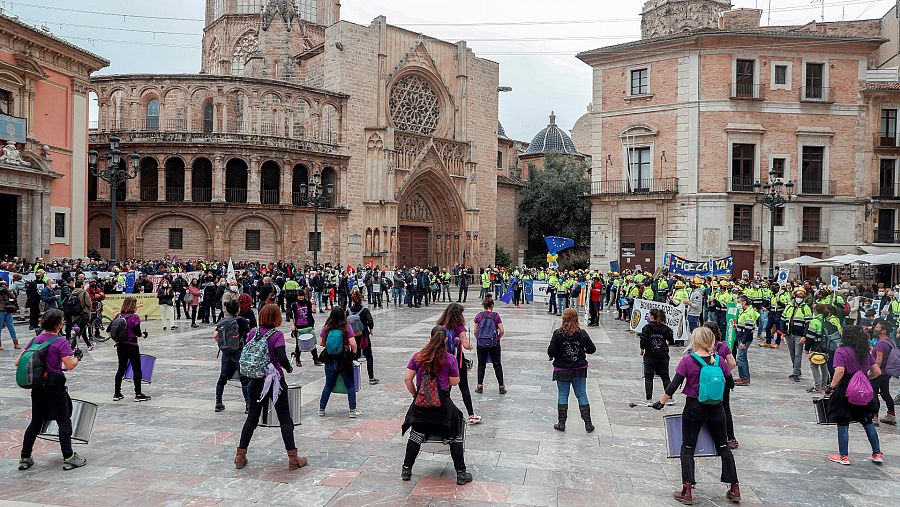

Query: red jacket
[[589, 281, 603, 302]]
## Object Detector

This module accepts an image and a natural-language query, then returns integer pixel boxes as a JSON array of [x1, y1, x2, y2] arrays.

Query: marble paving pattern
[[0, 299, 898, 506]]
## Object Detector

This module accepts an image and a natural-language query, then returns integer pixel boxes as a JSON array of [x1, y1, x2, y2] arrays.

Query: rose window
[[389, 74, 440, 136]]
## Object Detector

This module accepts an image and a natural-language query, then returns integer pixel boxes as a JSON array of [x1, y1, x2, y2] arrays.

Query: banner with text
[[102, 293, 162, 321], [629, 298, 691, 343], [531, 280, 549, 303], [665, 253, 734, 277]]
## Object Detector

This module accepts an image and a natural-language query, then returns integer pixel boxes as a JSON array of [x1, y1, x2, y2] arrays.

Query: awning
[[859, 245, 900, 255], [779, 255, 823, 266]]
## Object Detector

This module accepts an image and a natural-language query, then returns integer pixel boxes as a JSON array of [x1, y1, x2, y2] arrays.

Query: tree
[[517, 154, 590, 253], [495, 245, 512, 268]]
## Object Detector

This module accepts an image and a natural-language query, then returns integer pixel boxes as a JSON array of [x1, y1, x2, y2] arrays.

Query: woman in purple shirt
[[400, 326, 470, 485], [16, 309, 86, 471], [653, 326, 740, 505], [871, 320, 895, 426], [112, 297, 150, 402], [824, 325, 883, 466], [318, 306, 359, 417]]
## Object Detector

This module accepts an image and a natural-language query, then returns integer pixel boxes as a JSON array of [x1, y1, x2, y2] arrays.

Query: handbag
[[414, 373, 442, 408], [184, 292, 195, 305]]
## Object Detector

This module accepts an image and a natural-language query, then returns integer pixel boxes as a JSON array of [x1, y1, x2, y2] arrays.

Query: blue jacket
[[40, 286, 58, 308]]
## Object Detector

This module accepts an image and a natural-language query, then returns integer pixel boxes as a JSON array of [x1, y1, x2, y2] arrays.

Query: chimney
[[719, 8, 762, 30]]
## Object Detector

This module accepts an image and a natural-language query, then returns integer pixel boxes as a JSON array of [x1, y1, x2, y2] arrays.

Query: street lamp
[[299, 170, 334, 267], [88, 136, 140, 263], [753, 169, 794, 279]]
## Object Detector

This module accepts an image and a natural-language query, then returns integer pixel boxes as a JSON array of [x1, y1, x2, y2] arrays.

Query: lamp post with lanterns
[[88, 136, 140, 263], [299, 170, 334, 267], [754, 169, 794, 279]]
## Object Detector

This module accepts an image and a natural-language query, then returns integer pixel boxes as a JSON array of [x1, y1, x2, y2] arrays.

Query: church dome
[[522, 112, 579, 156]]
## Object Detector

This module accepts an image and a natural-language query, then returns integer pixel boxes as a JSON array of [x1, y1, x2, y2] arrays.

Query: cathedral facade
[[87, 0, 499, 268]]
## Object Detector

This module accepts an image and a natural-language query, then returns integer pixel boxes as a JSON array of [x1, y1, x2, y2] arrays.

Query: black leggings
[[404, 438, 465, 472], [355, 341, 375, 380], [66, 315, 92, 349], [680, 397, 739, 485], [114, 345, 143, 396], [239, 378, 296, 451], [723, 388, 735, 441], [873, 374, 895, 414], [476, 345, 504, 386], [21, 383, 73, 459], [190, 306, 198, 326], [643, 353, 670, 400], [456, 358, 475, 416]]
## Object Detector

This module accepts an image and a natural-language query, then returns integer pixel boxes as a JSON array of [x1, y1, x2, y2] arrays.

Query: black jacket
[[547, 329, 596, 369], [638, 322, 674, 353]]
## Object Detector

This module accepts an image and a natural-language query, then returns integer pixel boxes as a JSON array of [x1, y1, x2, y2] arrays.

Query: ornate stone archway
[[395, 168, 464, 268]]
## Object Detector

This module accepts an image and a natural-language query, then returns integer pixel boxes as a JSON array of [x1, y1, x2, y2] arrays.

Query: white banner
[[532, 280, 550, 303], [629, 298, 691, 343]]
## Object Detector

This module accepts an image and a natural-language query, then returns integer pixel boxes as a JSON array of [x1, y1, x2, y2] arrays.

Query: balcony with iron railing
[[260, 189, 280, 205], [800, 86, 832, 103], [873, 182, 900, 200], [583, 178, 678, 197], [225, 188, 247, 203], [165, 187, 184, 202], [730, 82, 764, 100], [292, 192, 308, 206], [800, 227, 829, 244], [139, 187, 158, 201], [726, 177, 756, 193], [874, 228, 900, 244], [192, 187, 212, 202], [728, 225, 760, 243], [798, 179, 834, 196], [874, 132, 899, 149]]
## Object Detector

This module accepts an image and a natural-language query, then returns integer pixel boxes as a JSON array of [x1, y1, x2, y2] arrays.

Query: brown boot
[[234, 448, 247, 469], [287, 449, 308, 470], [674, 483, 693, 505], [726, 483, 741, 503]]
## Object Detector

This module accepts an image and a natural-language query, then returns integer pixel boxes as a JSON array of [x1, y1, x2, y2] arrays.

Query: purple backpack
[[883, 342, 900, 377], [846, 369, 874, 406]]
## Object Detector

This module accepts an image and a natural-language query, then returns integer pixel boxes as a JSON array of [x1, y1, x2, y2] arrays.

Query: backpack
[[691, 353, 725, 405], [821, 319, 842, 353], [445, 327, 459, 356], [846, 369, 874, 406], [109, 315, 129, 344], [882, 341, 900, 376], [347, 307, 365, 337], [239, 328, 276, 379], [215, 316, 242, 353], [414, 373, 442, 408], [63, 292, 83, 317], [475, 311, 500, 348], [16, 336, 58, 389], [325, 328, 346, 355]]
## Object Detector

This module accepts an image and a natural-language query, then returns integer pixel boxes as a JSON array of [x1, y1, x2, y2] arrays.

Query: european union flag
[[500, 277, 518, 304], [545, 236, 575, 255]]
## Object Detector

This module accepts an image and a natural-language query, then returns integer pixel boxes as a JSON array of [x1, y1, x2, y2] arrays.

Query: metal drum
[[814, 397, 835, 425], [663, 414, 718, 458], [297, 327, 316, 352], [260, 384, 301, 427], [124, 354, 155, 384], [420, 424, 466, 454], [333, 361, 361, 394], [38, 399, 98, 444]]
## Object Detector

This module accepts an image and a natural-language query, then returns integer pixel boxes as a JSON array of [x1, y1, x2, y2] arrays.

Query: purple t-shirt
[[407, 352, 460, 391], [872, 339, 893, 368], [834, 345, 875, 376], [473, 311, 502, 327], [715, 341, 732, 359], [247, 327, 286, 376], [675, 353, 732, 399], [319, 324, 355, 341], [24, 332, 73, 376]]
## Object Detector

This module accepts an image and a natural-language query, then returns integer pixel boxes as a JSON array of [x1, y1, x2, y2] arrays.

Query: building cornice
[[90, 73, 349, 100]]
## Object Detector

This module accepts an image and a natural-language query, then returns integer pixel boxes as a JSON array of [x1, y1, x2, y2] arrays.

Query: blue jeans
[[313, 291, 323, 312], [756, 310, 768, 337], [736, 343, 750, 380], [0, 311, 16, 343], [320, 360, 356, 410], [838, 423, 880, 456], [556, 377, 589, 406], [392, 288, 403, 306], [687, 315, 700, 333]]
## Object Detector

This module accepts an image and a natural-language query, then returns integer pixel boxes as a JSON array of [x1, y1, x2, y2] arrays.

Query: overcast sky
[[8, 0, 894, 141]]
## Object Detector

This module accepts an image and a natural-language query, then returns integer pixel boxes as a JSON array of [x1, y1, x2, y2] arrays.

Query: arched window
[[146, 98, 160, 131], [292, 164, 309, 205], [321, 167, 337, 207], [203, 102, 214, 133]]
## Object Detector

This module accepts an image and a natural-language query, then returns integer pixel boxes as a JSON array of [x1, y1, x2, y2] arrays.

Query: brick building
[[578, 0, 898, 275], [87, 0, 500, 268], [0, 14, 108, 259]]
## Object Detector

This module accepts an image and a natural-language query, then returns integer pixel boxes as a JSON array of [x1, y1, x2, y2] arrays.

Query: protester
[[734, 295, 759, 386], [639, 308, 675, 406], [157, 277, 175, 330], [64, 280, 92, 351], [238, 293, 257, 329], [235, 304, 306, 470], [871, 320, 896, 426], [290, 290, 321, 366], [214, 300, 250, 413], [0, 279, 19, 349], [824, 325, 883, 465], [111, 296, 151, 402], [16, 309, 86, 471], [548, 308, 597, 432], [703, 321, 740, 448], [318, 306, 359, 417], [400, 326, 471, 485], [187, 279, 201, 328], [473, 296, 506, 395], [653, 326, 740, 505], [436, 302, 480, 424], [804, 304, 840, 393], [348, 289, 378, 385], [782, 288, 812, 383]]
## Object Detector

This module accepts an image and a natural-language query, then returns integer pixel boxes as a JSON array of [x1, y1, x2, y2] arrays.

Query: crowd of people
[[5, 254, 899, 502]]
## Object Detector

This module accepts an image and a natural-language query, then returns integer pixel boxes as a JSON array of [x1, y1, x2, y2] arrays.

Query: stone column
[[184, 163, 193, 202], [248, 156, 260, 203], [212, 155, 225, 202], [157, 163, 165, 201], [282, 158, 293, 204], [126, 164, 139, 201], [30, 191, 42, 259]]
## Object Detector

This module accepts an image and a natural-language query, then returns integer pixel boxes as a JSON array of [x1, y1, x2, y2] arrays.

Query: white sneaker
[[666, 400, 676, 406], [467, 414, 482, 425], [318, 409, 325, 416], [349, 409, 361, 418]]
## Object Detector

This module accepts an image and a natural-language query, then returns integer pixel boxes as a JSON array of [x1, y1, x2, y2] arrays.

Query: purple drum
[[124, 354, 155, 384], [663, 414, 719, 458], [333, 361, 361, 394]]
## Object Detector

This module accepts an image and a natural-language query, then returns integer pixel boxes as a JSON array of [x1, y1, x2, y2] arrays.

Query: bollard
[[38, 399, 98, 445]]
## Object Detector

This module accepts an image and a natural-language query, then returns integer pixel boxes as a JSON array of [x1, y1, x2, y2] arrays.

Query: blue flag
[[499, 277, 518, 304], [124, 271, 136, 294], [545, 236, 575, 254]]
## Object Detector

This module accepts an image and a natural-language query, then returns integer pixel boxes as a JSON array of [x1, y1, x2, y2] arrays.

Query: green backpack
[[16, 336, 58, 389], [691, 353, 725, 404]]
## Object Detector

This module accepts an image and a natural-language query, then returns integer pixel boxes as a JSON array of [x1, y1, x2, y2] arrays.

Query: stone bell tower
[[641, 0, 732, 39]]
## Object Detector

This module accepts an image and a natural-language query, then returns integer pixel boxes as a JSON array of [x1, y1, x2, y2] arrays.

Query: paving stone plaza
[[1, 301, 898, 506]]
